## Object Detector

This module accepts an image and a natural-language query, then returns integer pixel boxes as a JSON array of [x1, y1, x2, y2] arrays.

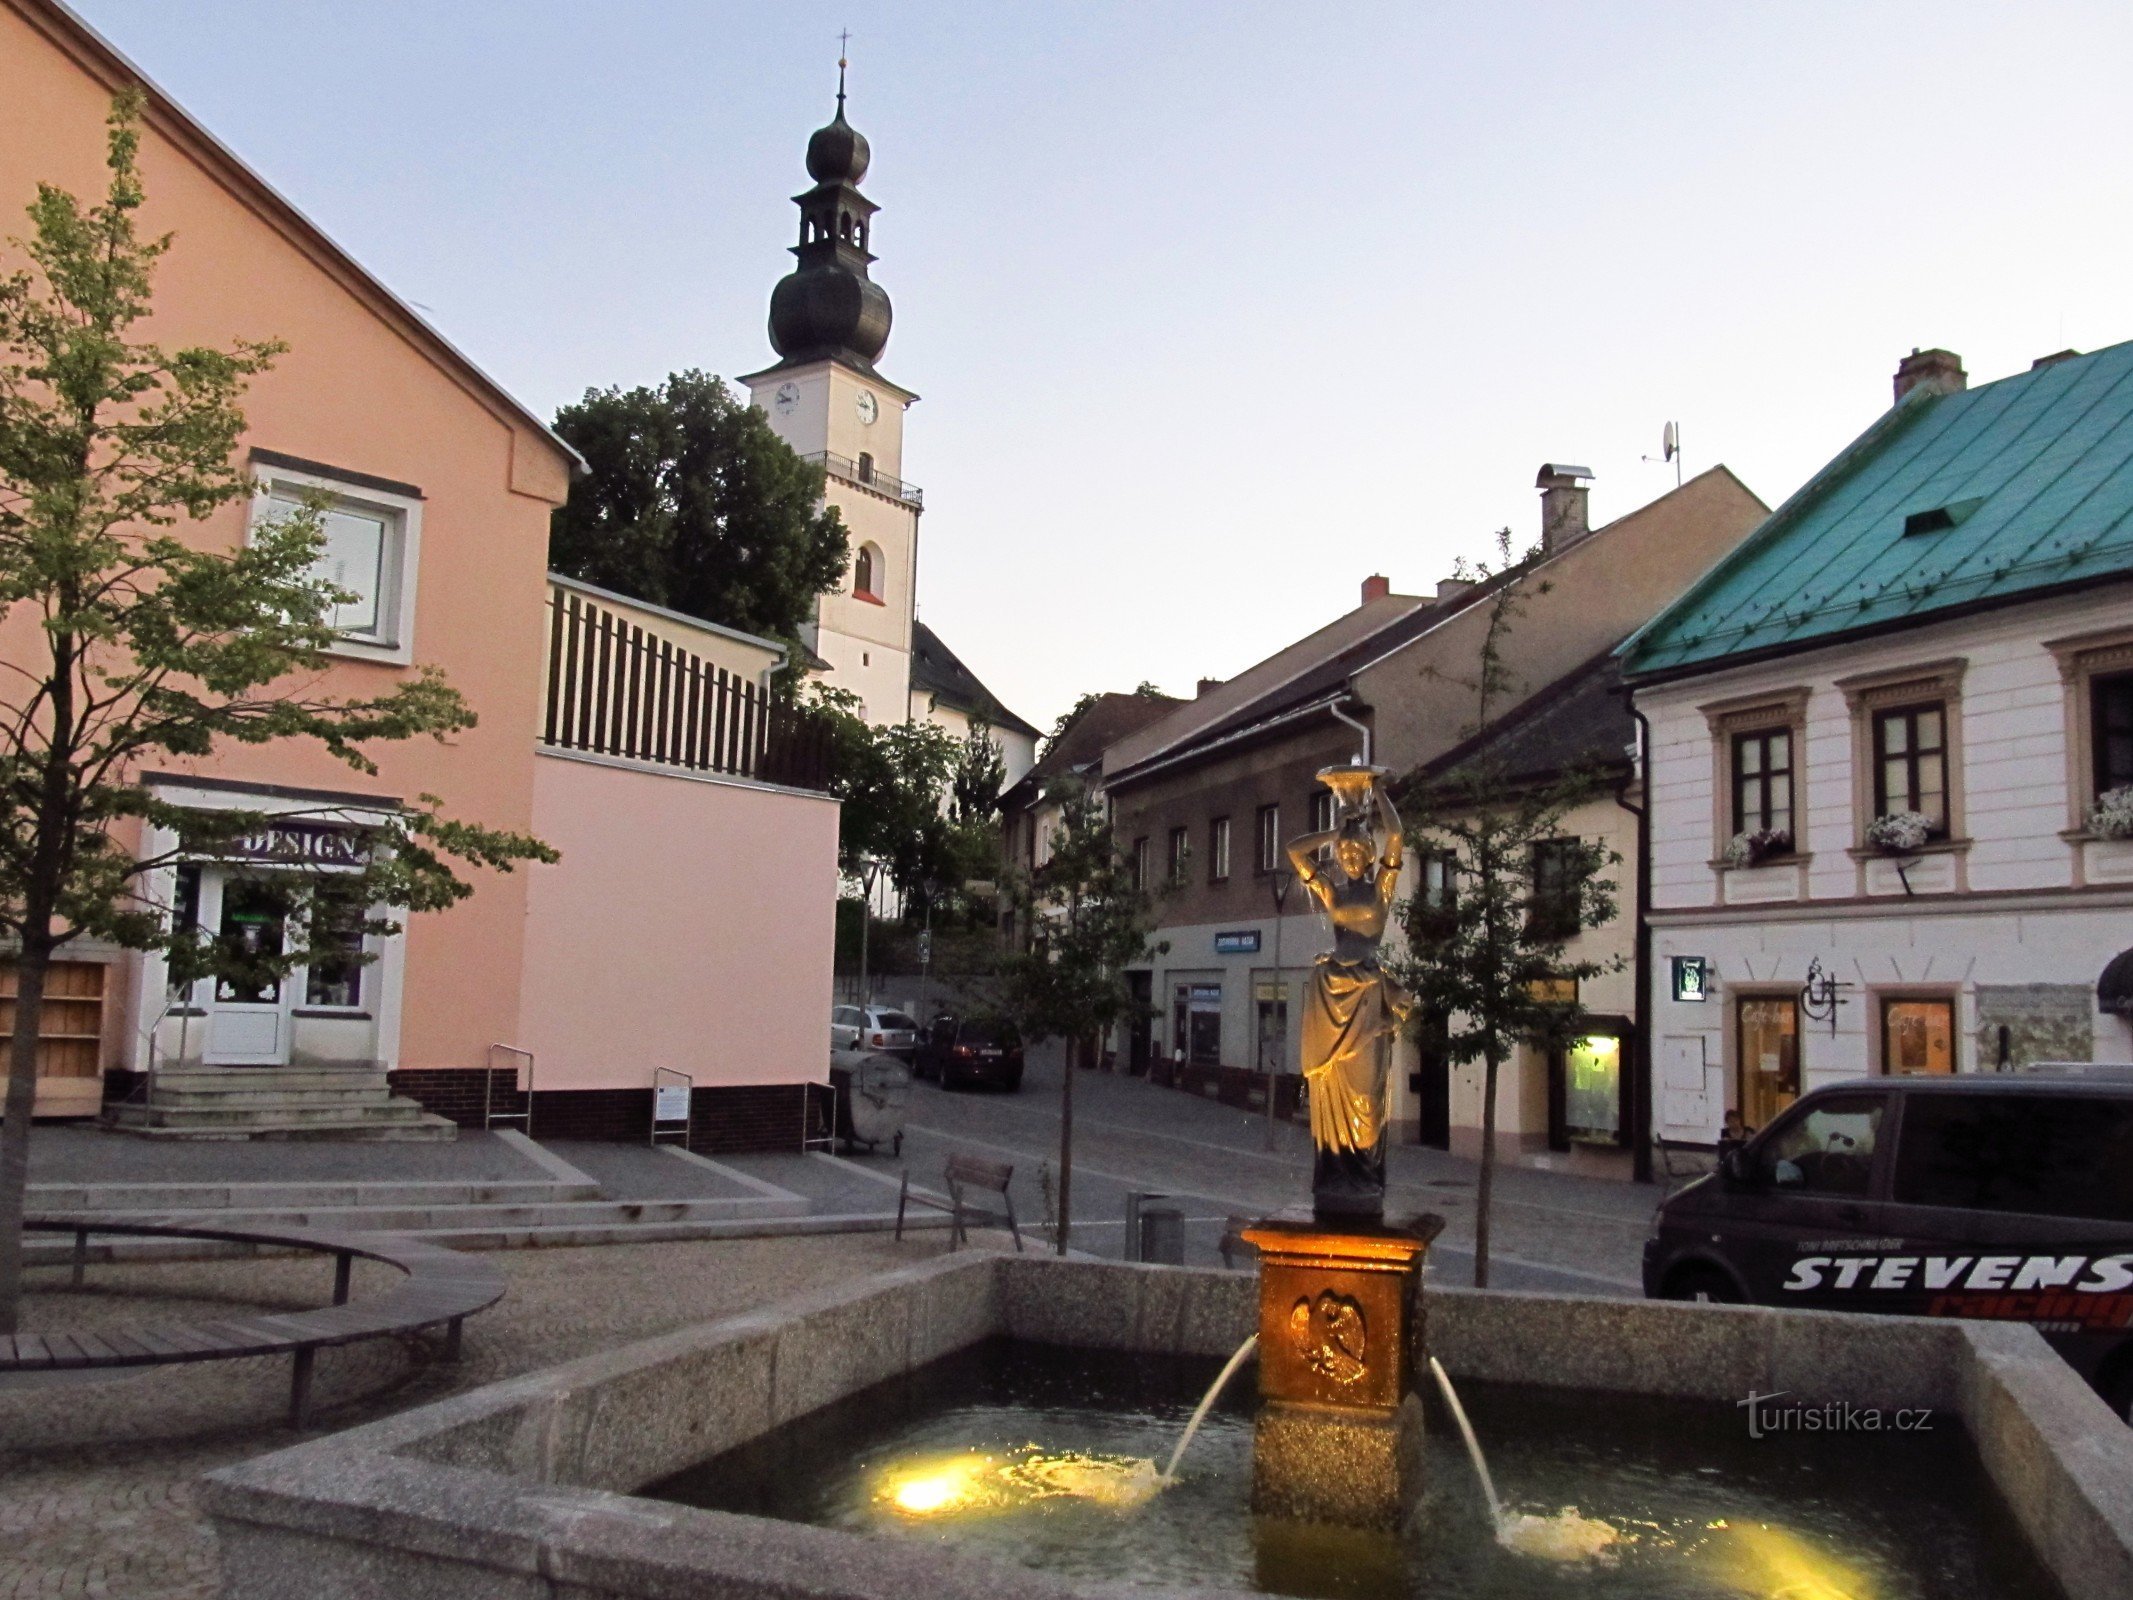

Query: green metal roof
[[1620, 340, 2133, 679]]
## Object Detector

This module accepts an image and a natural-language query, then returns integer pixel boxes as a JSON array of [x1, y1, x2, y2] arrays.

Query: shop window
[[1881, 996, 1957, 1075], [251, 460, 420, 660], [1892, 1094, 2133, 1221], [1254, 979, 1289, 1073], [1255, 804, 1280, 873], [1871, 702, 1949, 837], [1168, 826, 1189, 886], [168, 864, 202, 1003], [1736, 994, 1800, 1133], [1208, 816, 1231, 882], [1556, 1034, 1623, 1148], [1755, 1093, 1883, 1197], [304, 888, 367, 1010], [2093, 671, 2133, 797], [1730, 728, 1794, 843]]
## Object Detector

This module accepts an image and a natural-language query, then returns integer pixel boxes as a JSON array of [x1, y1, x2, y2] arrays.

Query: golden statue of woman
[[1287, 766, 1413, 1220]]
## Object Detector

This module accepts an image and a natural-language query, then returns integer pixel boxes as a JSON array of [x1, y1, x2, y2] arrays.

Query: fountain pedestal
[[1241, 1211, 1443, 1532]]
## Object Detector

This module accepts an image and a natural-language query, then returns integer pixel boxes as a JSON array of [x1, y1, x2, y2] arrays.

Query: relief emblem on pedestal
[[1288, 1290, 1367, 1385]]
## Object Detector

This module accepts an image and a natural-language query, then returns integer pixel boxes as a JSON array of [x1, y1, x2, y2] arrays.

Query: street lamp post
[[1266, 869, 1294, 1152]]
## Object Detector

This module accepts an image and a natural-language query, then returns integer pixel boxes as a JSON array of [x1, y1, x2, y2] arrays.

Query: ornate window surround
[[2044, 625, 2133, 836], [1698, 687, 1810, 870], [1835, 658, 1969, 858]]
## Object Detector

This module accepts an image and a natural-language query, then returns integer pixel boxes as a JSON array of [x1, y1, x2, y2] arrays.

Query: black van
[[1643, 1072, 2133, 1419]]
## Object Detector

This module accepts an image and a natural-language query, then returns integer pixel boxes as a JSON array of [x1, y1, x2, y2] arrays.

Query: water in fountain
[[1164, 1332, 1259, 1483], [1430, 1355, 1619, 1563]]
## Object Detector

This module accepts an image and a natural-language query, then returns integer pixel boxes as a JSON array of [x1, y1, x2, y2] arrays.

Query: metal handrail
[[485, 1043, 534, 1136], [650, 1066, 693, 1148], [804, 450, 923, 508]]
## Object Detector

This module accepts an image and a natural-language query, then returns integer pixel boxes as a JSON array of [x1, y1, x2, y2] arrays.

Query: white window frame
[[249, 463, 422, 665]]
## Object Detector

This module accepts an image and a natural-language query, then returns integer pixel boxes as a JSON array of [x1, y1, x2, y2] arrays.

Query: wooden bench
[[894, 1153, 1022, 1251], [4, 1218, 506, 1428]]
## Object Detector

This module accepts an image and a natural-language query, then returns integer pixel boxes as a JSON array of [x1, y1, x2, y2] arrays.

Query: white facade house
[[1626, 343, 2133, 1145]]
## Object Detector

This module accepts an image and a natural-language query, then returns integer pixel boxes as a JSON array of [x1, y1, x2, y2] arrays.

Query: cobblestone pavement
[[0, 1232, 946, 1600]]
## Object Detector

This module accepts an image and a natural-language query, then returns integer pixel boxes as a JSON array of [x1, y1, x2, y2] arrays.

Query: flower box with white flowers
[[1864, 810, 1934, 856]]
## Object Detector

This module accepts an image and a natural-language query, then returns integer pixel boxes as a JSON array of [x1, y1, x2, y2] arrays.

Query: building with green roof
[[1626, 344, 2133, 1184]]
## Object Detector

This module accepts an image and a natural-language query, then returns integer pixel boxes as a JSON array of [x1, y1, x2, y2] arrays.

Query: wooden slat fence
[[542, 589, 833, 790]]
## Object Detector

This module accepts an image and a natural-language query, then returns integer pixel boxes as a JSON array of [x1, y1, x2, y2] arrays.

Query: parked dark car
[[916, 1015, 1025, 1091], [1643, 1071, 2133, 1420]]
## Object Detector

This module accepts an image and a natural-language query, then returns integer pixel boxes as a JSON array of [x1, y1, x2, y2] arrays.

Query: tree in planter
[[0, 97, 553, 1332], [997, 780, 1165, 1254], [549, 370, 849, 655], [1386, 532, 1621, 1287]]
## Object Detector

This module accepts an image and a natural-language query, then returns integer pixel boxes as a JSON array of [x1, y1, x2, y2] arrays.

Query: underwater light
[[883, 1455, 989, 1515], [1721, 1522, 1867, 1600], [878, 1449, 1164, 1517]]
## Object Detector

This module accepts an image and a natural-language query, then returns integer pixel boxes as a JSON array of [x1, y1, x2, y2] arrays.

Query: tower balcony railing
[[806, 451, 923, 509]]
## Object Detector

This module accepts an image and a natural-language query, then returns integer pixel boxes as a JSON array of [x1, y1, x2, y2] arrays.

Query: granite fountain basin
[[202, 1251, 2133, 1600]]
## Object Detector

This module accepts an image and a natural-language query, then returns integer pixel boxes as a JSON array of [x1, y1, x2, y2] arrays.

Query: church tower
[[740, 65, 919, 727]]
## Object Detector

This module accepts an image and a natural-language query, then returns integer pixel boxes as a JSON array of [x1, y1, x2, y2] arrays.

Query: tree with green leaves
[[997, 780, 1166, 1253], [1387, 532, 1622, 1288], [549, 370, 848, 647], [0, 96, 554, 1332]]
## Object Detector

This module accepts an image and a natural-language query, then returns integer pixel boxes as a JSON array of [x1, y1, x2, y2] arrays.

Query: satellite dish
[[1662, 421, 1679, 461]]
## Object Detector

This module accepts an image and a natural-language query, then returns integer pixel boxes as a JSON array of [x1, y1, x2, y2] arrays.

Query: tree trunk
[[1055, 1033, 1077, 1256], [0, 939, 54, 1334], [1473, 1043, 1501, 1289]]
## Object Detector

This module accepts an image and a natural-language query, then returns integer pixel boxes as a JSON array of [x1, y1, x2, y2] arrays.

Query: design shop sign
[[205, 819, 375, 869]]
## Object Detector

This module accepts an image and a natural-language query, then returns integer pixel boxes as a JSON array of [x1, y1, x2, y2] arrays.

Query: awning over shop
[[2098, 947, 2133, 1016]]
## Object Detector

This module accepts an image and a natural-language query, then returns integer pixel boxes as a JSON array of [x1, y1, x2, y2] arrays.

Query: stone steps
[[107, 1065, 455, 1141]]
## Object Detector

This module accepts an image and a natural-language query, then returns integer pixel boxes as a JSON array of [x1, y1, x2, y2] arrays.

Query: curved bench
[[3, 1218, 506, 1427]]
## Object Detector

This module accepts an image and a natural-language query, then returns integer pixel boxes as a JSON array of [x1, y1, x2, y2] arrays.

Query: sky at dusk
[[59, 0, 2133, 731]]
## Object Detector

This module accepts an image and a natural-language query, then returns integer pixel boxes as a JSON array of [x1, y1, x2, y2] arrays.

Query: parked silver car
[[829, 1004, 919, 1060]]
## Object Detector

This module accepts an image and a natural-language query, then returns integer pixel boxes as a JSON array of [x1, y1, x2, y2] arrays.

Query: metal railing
[[542, 588, 833, 790], [485, 1043, 534, 1136], [805, 451, 923, 508]]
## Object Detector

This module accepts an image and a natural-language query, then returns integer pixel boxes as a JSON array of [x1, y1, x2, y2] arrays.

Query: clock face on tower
[[854, 390, 879, 426], [773, 382, 800, 416]]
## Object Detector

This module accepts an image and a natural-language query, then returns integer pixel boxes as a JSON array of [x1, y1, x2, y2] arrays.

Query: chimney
[[1536, 463, 1594, 553], [1436, 577, 1473, 603], [1360, 573, 1391, 605], [2032, 348, 2081, 370], [1196, 677, 1224, 698], [1893, 348, 1966, 405]]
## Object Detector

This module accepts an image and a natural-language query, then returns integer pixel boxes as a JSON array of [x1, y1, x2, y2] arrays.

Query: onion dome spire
[[767, 53, 891, 372]]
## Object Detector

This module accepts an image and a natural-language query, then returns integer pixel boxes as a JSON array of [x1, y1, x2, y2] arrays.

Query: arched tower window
[[853, 542, 883, 602]]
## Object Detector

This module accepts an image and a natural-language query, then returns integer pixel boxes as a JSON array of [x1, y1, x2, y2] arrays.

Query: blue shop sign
[[1214, 929, 1262, 955]]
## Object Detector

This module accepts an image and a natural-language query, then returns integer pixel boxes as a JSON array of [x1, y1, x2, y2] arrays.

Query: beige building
[[1102, 464, 1767, 1173]]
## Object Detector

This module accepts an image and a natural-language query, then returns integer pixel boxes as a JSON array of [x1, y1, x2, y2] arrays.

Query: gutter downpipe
[[1623, 700, 1655, 1185], [1329, 699, 1373, 766]]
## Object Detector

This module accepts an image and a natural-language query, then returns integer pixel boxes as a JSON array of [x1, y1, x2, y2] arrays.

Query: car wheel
[[1661, 1265, 1743, 1304], [1003, 1069, 1024, 1092]]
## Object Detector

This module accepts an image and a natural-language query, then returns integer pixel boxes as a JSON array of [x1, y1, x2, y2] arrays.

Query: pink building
[[0, 0, 837, 1147]]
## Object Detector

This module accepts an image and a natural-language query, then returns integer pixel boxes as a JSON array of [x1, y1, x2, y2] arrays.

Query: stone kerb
[[202, 1253, 2133, 1600]]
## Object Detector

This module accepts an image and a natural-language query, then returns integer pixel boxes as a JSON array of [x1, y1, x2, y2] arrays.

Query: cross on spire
[[836, 30, 850, 108]]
